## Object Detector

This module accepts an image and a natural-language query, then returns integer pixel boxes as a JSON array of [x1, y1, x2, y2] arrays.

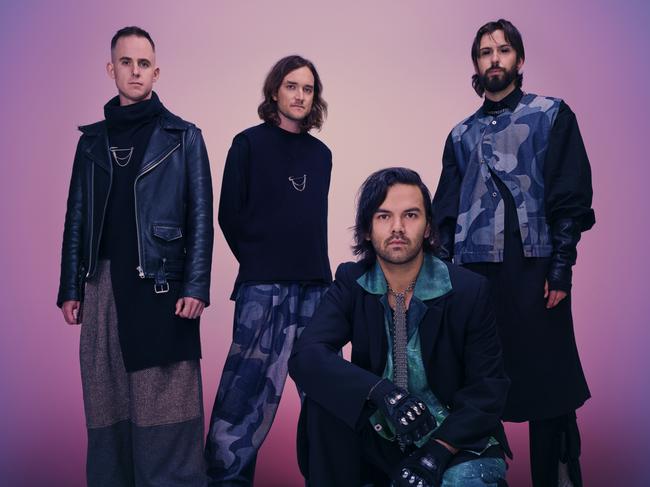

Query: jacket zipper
[[86, 163, 95, 278], [87, 160, 114, 279], [134, 143, 181, 278], [90, 162, 114, 278]]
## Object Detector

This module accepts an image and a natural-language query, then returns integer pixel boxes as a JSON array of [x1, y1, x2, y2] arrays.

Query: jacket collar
[[78, 107, 189, 135], [78, 108, 187, 173], [356, 253, 452, 300], [356, 254, 453, 372]]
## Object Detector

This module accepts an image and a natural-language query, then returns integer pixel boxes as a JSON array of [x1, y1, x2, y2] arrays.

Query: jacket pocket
[[152, 224, 183, 241]]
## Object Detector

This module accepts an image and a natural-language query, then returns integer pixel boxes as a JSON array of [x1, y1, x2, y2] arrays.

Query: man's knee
[[441, 457, 507, 487]]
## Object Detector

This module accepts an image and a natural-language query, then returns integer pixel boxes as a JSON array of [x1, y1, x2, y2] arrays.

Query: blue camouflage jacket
[[450, 93, 561, 264]]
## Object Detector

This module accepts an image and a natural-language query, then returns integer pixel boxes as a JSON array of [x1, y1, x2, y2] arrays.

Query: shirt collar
[[356, 253, 452, 300], [482, 87, 523, 115]]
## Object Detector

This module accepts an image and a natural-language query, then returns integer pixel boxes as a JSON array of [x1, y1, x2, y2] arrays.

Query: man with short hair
[[205, 55, 332, 486], [289, 168, 510, 487], [432, 19, 595, 487], [57, 26, 213, 486]]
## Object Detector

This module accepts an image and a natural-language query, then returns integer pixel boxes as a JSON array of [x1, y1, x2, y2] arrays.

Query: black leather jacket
[[57, 108, 213, 307]]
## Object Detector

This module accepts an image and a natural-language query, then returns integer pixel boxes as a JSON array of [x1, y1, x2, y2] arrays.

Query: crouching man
[[289, 168, 510, 487]]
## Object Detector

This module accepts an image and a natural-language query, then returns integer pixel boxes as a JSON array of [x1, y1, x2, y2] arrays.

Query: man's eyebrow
[[480, 43, 511, 50], [403, 207, 422, 213], [284, 81, 313, 89], [118, 56, 152, 63]]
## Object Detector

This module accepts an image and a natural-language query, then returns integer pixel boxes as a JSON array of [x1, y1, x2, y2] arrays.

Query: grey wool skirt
[[80, 260, 207, 487]]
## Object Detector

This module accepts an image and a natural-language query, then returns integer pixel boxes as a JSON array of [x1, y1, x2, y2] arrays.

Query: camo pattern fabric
[[450, 93, 561, 264], [205, 282, 328, 486]]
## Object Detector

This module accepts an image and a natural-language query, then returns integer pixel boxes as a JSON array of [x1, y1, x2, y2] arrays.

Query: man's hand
[[175, 297, 205, 319], [391, 440, 454, 487], [62, 300, 81, 325], [544, 280, 567, 309], [369, 379, 436, 446]]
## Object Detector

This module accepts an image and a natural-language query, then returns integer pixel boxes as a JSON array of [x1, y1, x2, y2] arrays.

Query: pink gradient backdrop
[[1, 0, 648, 485]]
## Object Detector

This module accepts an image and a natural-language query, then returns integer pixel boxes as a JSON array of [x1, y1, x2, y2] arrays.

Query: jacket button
[[491, 120, 497, 125], [492, 192, 498, 197]]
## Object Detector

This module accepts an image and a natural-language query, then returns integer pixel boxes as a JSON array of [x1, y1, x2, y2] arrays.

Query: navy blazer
[[289, 258, 511, 455]]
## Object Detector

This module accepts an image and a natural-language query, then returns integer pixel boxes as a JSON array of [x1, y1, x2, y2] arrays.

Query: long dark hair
[[471, 19, 525, 97], [257, 55, 327, 132], [353, 167, 439, 263]]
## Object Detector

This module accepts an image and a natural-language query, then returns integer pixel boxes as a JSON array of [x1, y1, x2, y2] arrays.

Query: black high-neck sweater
[[99, 93, 201, 372], [218, 122, 333, 298], [99, 92, 163, 260]]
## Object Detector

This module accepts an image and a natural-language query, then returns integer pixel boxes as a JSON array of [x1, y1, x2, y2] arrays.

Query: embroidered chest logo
[[288, 174, 307, 192]]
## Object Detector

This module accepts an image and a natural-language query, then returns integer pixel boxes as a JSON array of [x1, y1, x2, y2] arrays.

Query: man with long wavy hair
[[204, 55, 332, 486], [289, 168, 510, 487]]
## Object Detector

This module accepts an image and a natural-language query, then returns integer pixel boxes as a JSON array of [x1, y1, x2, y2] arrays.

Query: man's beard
[[374, 234, 424, 266], [479, 65, 519, 93]]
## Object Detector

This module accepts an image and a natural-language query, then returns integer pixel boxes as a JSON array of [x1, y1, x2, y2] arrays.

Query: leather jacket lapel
[[85, 128, 112, 173], [138, 123, 180, 175]]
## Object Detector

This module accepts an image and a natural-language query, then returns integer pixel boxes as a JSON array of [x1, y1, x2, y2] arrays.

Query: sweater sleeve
[[543, 101, 595, 232], [217, 134, 250, 261], [431, 133, 462, 261]]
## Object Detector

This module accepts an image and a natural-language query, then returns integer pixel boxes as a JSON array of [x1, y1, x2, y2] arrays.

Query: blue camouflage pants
[[205, 283, 328, 486]]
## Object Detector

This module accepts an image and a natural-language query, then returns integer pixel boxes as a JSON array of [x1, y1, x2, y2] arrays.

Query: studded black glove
[[391, 440, 453, 487], [369, 379, 437, 446]]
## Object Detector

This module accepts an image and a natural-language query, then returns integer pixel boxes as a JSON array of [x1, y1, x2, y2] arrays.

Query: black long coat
[[289, 259, 511, 455]]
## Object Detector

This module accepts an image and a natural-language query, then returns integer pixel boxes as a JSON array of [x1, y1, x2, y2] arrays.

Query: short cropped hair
[[111, 26, 155, 52]]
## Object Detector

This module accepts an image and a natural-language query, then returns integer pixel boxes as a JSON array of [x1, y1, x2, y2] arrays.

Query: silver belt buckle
[[154, 282, 170, 294]]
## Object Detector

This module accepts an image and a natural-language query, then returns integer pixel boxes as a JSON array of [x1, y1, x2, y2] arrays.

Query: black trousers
[[529, 411, 582, 487]]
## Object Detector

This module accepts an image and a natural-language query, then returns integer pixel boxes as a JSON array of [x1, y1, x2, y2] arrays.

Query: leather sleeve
[[547, 218, 581, 292], [181, 127, 214, 306], [57, 139, 86, 308]]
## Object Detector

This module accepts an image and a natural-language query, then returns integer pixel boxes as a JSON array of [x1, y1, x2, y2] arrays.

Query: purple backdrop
[[1, 1, 648, 485]]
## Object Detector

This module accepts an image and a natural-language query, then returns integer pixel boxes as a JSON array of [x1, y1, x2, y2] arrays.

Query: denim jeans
[[441, 457, 506, 487]]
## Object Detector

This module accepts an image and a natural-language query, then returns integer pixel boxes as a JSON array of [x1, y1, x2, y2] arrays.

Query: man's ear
[[106, 62, 115, 80], [517, 57, 525, 72], [424, 223, 431, 240]]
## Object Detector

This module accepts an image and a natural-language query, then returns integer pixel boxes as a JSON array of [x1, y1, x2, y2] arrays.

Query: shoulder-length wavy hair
[[257, 55, 327, 132], [352, 167, 440, 264], [471, 19, 525, 97]]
